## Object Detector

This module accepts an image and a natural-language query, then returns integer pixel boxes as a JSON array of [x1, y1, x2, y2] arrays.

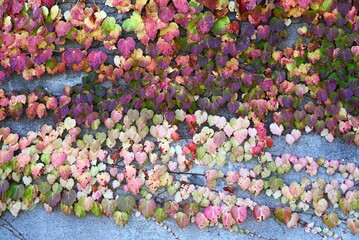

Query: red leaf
[[42, 0, 55, 8], [117, 37, 136, 58]]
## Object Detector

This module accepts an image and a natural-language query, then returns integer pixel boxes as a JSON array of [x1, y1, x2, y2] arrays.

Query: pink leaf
[[230, 206, 247, 224], [253, 205, 271, 222], [97, 172, 110, 186], [158, 6, 175, 22], [127, 177, 143, 195], [51, 152, 67, 168], [269, 123, 284, 136], [222, 212, 235, 229], [135, 152, 147, 165], [195, 212, 210, 229], [117, 37, 136, 58], [87, 51, 107, 70], [173, 0, 189, 13], [285, 134, 295, 145], [204, 205, 222, 224], [77, 172, 92, 189], [55, 21, 71, 37], [176, 212, 190, 229], [138, 198, 156, 219]]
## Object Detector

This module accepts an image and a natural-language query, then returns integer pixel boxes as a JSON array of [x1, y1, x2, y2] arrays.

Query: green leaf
[[117, 195, 136, 213], [113, 211, 129, 227], [74, 202, 86, 218], [211, 16, 229, 36], [153, 207, 168, 223], [122, 11, 143, 32], [319, 0, 333, 11], [4, 184, 25, 201], [23, 185, 37, 207], [38, 181, 51, 195], [91, 201, 103, 217], [268, 176, 284, 192]]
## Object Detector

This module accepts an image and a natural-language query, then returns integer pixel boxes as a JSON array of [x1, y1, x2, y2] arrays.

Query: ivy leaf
[[274, 206, 292, 225], [63, 48, 84, 66], [183, 202, 199, 216], [74, 202, 86, 218], [0, 180, 10, 199], [23, 185, 37, 207], [269, 17, 285, 32], [117, 195, 136, 213], [253, 205, 271, 222], [195, 212, 209, 229], [176, 212, 190, 229], [138, 198, 156, 219], [10, 54, 28, 73], [61, 190, 76, 205], [204, 205, 222, 224], [91, 201, 103, 217], [117, 37, 136, 58], [4, 184, 25, 201], [122, 11, 143, 32], [160, 23, 180, 42], [197, 11, 215, 35], [113, 211, 129, 227], [101, 199, 118, 218], [45, 191, 61, 208], [173, 0, 189, 13], [325, 27, 338, 41], [87, 51, 107, 70], [322, 212, 339, 228], [158, 6, 175, 22], [127, 177, 143, 195], [347, 218, 359, 234], [211, 16, 230, 36], [230, 206, 247, 224], [55, 21, 71, 37], [153, 207, 168, 223]]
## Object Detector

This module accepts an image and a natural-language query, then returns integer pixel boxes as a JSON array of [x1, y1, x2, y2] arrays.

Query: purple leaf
[[10, 54, 28, 72], [257, 25, 270, 40], [158, 6, 175, 22], [87, 51, 107, 70], [269, 17, 285, 32], [117, 37, 136, 59], [317, 90, 328, 102], [228, 101, 239, 113], [33, 49, 53, 65], [63, 48, 83, 66], [325, 27, 338, 41]]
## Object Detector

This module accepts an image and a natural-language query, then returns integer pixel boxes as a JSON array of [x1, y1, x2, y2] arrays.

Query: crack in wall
[[0, 217, 26, 240]]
